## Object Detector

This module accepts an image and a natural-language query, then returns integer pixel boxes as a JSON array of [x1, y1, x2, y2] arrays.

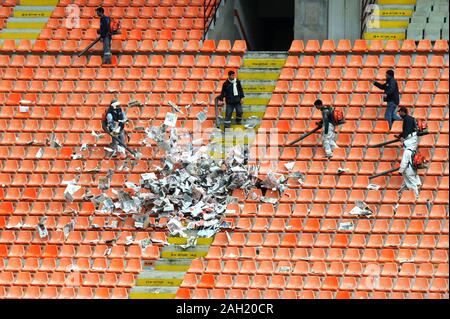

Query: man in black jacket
[[371, 69, 402, 130], [96, 7, 112, 64], [314, 99, 338, 158], [395, 106, 418, 151], [102, 99, 128, 156], [218, 70, 245, 128]]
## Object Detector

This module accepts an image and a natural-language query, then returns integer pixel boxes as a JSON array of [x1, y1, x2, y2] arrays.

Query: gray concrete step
[[136, 270, 185, 286], [13, 6, 56, 11], [245, 51, 288, 58], [129, 286, 178, 299], [153, 258, 192, 271], [161, 245, 209, 259]]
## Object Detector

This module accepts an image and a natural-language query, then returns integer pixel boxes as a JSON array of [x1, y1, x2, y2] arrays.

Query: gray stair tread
[[241, 80, 278, 85], [246, 50, 287, 56], [162, 245, 210, 253], [130, 286, 179, 293], [376, 5, 415, 10], [243, 93, 273, 98], [239, 68, 282, 73], [366, 28, 406, 32], [155, 259, 193, 266], [0, 29, 42, 33], [138, 270, 186, 279], [14, 6, 56, 11], [8, 17, 49, 22], [373, 16, 411, 21]]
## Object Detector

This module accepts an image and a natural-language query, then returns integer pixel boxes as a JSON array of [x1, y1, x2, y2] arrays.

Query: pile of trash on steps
[[62, 123, 289, 244]]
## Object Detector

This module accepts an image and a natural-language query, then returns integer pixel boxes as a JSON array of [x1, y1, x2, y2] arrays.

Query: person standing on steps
[[314, 99, 338, 158], [96, 7, 112, 64], [371, 69, 402, 130], [218, 70, 245, 129], [395, 106, 419, 152], [102, 99, 128, 157], [397, 142, 422, 201]]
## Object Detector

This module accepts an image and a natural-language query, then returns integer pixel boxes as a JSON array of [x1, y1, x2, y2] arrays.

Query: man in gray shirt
[[102, 99, 127, 156]]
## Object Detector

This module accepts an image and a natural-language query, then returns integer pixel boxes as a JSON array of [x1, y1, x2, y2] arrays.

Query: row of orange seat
[[0, 39, 247, 54], [0, 285, 129, 299], [0, 269, 135, 288], [51, 4, 206, 19], [0, 214, 169, 232], [178, 287, 447, 299], [0, 54, 242, 68], [0, 242, 161, 260], [278, 68, 449, 83], [0, 254, 143, 271], [289, 39, 449, 54], [204, 246, 449, 263], [42, 18, 204, 33], [271, 80, 449, 94], [180, 273, 448, 292], [225, 201, 448, 218], [277, 69, 450, 83], [0, 242, 156, 261], [0, 0, 208, 5], [285, 55, 449, 68], [0, 68, 228, 81], [266, 107, 447, 123], [188, 259, 449, 277], [221, 219, 449, 237]]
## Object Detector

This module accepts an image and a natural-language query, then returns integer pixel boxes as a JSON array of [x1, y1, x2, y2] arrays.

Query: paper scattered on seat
[[426, 199, 432, 212], [277, 266, 291, 273], [37, 223, 48, 238], [36, 147, 44, 158], [168, 101, 183, 114], [367, 183, 380, 190], [71, 153, 82, 159], [164, 112, 178, 127], [348, 200, 373, 216], [260, 197, 278, 204], [196, 111, 207, 123], [64, 183, 81, 202], [284, 161, 296, 171], [338, 221, 354, 231], [337, 167, 350, 174]]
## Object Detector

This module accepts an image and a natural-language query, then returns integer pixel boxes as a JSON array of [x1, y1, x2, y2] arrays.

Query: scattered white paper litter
[[284, 162, 296, 171], [35, 147, 44, 158], [196, 111, 207, 123], [164, 112, 178, 127], [337, 167, 350, 174], [338, 222, 354, 231]]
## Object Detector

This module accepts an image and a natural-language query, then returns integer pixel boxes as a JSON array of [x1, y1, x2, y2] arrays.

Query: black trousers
[[102, 35, 112, 64], [224, 103, 243, 127]]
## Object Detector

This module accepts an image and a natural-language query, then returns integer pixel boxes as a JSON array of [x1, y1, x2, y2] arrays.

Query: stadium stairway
[[129, 232, 213, 299], [130, 51, 287, 299], [0, 0, 57, 43], [364, 0, 416, 40], [208, 51, 287, 159]]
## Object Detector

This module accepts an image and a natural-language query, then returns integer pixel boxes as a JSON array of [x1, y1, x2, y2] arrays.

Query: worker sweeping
[[102, 99, 128, 157], [397, 141, 424, 201], [395, 106, 420, 151], [314, 99, 342, 158]]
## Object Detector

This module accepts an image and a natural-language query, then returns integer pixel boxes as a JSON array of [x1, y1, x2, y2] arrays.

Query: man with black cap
[[371, 69, 401, 130], [102, 99, 127, 156], [218, 70, 245, 128], [95, 7, 112, 64]]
